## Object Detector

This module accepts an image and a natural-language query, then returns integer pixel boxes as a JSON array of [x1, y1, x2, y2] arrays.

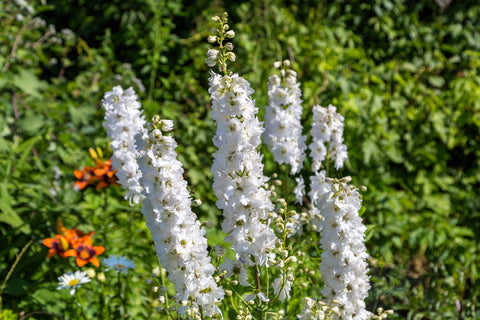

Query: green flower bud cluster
[[206, 12, 236, 75]]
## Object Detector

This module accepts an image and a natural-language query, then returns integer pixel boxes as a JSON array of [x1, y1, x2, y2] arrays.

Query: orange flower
[[72, 236, 105, 267], [73, 159, 118, 190], [73, 166, 97, 190], [43, 227, 103, 267], [93, 159, 118, 189], [42, 234, 77, 259], [64, 228, 95, 246]]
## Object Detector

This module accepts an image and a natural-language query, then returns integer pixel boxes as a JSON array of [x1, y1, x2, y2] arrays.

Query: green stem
[[199, 305, 205, 320], [159, 269, 174, 320], [77, 292, 88, 320], [118, 272, 127, 320], [254, 266, 261, 292], [101, 282, 109, 319], [148, 0, 162, 102], [0, 239, 33, 312]]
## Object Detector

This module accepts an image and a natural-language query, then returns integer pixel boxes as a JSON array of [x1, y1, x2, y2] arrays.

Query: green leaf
[[0, 183, 30, 234], [12, 69, 47, 98], [16, 111, 46, 136], [428, 75, 445, 88]]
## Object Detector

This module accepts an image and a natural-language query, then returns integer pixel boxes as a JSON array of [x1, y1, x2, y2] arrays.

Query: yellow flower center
[[68, 279, 79, 286], [117, 264, 125, 269]]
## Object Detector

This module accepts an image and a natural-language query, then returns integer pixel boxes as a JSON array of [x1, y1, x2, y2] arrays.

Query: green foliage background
[[1, 0, 479, 319]]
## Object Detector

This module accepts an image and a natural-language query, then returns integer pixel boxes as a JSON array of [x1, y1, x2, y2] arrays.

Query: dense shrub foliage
[[1, 0, 479, 319]]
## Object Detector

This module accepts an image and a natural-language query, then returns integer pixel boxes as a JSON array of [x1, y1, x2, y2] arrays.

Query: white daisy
[[57, 271, 91, 295], [103, 255, 136, 274]]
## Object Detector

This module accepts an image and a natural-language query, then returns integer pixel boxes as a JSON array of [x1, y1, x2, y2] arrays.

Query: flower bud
[[160, 120, 174, 132], [86, 268, 96, 278], [202, 221, 213, 229], [207, 49, 219, 59], [208, 35, 217, 43], [286, 256, 297, 263], [97, 272, 106, 282], [152, 115, 161, 123], [225, 42, 234, 51], [213, 245, 226, 257], [302, 297, 315, 308], [225, 30, 235, 38], [226, 52, 236, 62], [206, 58, 216, 67]]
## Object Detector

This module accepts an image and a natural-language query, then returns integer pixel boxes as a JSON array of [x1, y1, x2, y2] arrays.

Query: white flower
[[272, 272, 293, 302], [136, 118, 224, 317], [308, 104, 348, 172], [205, 49, 219, 67], [208, 71, 278, 271], [103, 255, 136, 274], [160, 119, 174, 132], [244, 292, 270, 303], [219, 257, 250, 286], [102, 86, 146, 205], [294, 176, 305, 205], [317, 180, 371, 320], [57, 271, 91, 295], [296, 298, 337, 320], [264, 72, 307, 176]]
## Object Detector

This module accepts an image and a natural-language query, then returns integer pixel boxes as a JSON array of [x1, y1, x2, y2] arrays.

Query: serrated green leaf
[[12, 69, 47, 98]]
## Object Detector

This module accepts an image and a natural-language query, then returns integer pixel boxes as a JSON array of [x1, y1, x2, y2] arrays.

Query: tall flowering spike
[[264, 60, 307, 176], [102, 86, 146, 205], [309, 104, 348, 172], [205, 12, 236, 75], [136, 117, 224, 317], [207, 15, 277, 270], [317, 178, 372, 320]]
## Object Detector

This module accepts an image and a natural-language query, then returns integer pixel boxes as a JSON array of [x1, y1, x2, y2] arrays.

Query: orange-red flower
[[73, 159, 118, 190], [72, 236, 105, 267], [42, 234, 77, 258], [93, 159, 118, 189], [73, 166, 96, 190], [43, 227, 105, 267]]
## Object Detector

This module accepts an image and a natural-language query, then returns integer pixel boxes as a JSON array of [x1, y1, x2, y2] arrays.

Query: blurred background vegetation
[[1, 0, 479, 319]]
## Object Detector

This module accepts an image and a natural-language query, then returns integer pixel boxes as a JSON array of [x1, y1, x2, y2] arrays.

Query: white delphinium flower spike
[[102, 86, 146, 205], [57, 271, 91, 295], [207, 14, 277, 273], [309, 104, 348, 172], [317, 179, 372, 320], [136, 117, 224, 317], [264, 61, 307, 177]]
